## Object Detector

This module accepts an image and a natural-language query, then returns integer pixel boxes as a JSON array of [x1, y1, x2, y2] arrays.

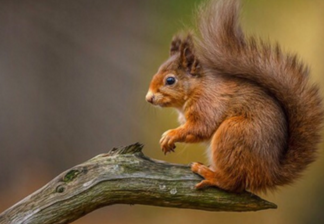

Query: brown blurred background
[[0, 0, 324, 223]]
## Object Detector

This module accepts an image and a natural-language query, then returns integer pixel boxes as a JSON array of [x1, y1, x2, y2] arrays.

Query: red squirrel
[[145, 0, 323, 192]]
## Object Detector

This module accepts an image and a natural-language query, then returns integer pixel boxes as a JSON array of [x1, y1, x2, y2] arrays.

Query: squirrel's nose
[[146, 91, 155, 104]]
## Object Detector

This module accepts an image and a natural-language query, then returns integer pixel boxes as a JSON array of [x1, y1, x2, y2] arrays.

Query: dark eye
[[165, 76, 176, 85]]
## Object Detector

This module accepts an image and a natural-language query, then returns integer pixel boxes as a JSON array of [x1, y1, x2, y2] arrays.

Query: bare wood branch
[[0, 143, 277, 224]]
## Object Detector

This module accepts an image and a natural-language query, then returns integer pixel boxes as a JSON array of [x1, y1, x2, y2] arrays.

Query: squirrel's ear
[[170, 36, 182, 56], [180, 35, 200, 75]]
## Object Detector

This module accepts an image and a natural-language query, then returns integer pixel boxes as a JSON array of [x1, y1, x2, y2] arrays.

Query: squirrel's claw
[[160, 130, 177, 155]]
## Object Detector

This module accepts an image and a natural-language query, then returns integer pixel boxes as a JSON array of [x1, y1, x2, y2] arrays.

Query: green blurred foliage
[[140, 1, 324, 224]]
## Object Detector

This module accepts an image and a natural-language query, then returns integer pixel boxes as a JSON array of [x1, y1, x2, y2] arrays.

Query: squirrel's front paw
[[160, 130, 177, 155]]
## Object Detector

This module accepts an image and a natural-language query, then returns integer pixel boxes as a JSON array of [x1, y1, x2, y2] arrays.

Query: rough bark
[[0, 143, 277, 224]]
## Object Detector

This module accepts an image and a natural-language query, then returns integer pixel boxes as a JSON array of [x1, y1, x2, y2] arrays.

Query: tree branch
[[0, 143, 277, 224]]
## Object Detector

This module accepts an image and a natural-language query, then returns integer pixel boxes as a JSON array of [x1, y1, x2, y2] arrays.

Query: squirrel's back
[[197, 0, 323, 186]]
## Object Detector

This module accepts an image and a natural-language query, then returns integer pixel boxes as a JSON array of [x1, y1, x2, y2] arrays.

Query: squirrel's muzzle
[[145, 91, 155, 104]]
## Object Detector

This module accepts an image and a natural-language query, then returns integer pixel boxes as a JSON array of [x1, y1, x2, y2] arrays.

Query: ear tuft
[[170, 36, 182, 56], [180, 34, 201, 76], [169, 33, 201, 75]]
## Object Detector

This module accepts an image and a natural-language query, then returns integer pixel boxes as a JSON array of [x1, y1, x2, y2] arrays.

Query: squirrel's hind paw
[[191, 162, 219, 189]]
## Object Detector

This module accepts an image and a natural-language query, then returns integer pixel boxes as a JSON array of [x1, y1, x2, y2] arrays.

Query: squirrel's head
[[146, 33, 201, 108]]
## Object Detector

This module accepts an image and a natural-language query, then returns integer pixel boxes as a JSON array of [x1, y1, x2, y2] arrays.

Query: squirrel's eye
[[165, 77, 176, 85]]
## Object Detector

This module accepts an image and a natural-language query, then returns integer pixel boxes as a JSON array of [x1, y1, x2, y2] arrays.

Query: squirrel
[[145, 0, 323, 193]]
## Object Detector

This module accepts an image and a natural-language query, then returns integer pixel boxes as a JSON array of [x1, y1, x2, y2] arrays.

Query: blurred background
[[0, 0, 324, 223]]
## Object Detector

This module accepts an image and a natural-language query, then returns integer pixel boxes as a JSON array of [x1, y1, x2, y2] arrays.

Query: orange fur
[[146, 0, 323, 193]]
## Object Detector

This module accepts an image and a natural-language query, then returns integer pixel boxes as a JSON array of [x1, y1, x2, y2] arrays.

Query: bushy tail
[[197, 0, 323, 185]]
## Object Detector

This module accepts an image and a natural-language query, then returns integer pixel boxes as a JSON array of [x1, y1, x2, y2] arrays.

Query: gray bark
[[0, 143, 277, 224]]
